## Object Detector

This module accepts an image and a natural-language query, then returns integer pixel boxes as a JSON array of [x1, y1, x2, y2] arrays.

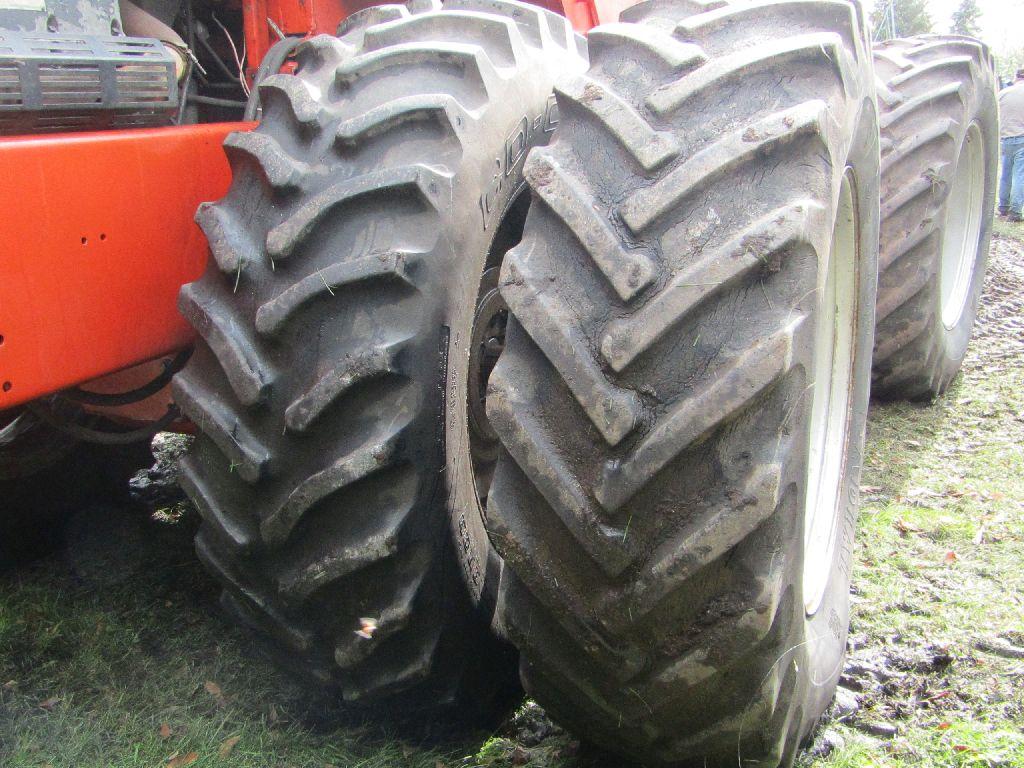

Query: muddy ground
[[1, 233, 1022, 767]]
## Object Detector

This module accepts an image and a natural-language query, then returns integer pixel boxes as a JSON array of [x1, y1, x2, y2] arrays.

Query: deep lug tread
[[171, 370, 272, 483], [362, 12, 524, 68], [258, 75, 323, 126], [335, 94, 470, 146], [259, 432, 403, 546], [881, 116, 957, 172], [334, 44, 500, 107], [618, 464, 784, 619], [554, 74, 680, 172], [524, 149, 656, 300], [178, 281, 275, 406], [337, 5, 410, 39], [333, 556, 428, 667], [196, 532, 316, 654], [500, 249, 642, 447], [294, 35, 353, 74], [871, 34, 997, 399], [586, 23, 706, 71], [194, 201, 259, 275], [223, 131, 310, 190], [621, 101, 827, 233], [878, 82, 965, 130], [265, 167, 448, 261], [880, 221, 937, 270], [595, 319, 801, 512], [255, 250, 418, 335], [285, 339, 411, 433], [487, 362, 636, 577], [177, 0, 585, 712], [485, 1, 879, 763], [646, 33, 848, 116], [179, 454, 257, 551], [601, 201, 819, 372]]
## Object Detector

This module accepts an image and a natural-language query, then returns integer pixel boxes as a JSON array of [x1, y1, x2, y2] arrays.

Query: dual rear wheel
[[177, 2, 995, 766]]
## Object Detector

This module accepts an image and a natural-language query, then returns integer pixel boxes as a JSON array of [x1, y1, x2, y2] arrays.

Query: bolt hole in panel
[[0, 122, 253, 411]]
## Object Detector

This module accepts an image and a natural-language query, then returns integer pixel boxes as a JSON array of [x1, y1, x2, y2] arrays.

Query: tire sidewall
[[441, 68, 569, 614]]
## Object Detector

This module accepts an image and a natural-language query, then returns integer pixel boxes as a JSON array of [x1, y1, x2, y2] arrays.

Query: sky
[[913, 0, 1024, 57]]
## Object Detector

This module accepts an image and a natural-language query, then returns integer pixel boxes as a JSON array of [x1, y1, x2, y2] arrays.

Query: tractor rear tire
[[175, 0, 585, 713], [482, 0, 878, 764], [871, 35, 998, 400]]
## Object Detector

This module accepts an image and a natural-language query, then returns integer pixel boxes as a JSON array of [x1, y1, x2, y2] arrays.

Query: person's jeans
[[999, 135, 1024, 216]]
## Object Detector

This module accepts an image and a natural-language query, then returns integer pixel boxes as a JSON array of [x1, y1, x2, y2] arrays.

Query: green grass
[[801, 228, 1024, 768], [991, 216, 1024, 241], [2, 234, 1023, 767]]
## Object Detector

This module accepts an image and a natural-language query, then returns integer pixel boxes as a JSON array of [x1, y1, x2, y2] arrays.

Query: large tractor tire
[[174, 0, 586, 712], [481, 0, 878, 764], [871, 36, 997, 399], [0, 411, 151, 566]]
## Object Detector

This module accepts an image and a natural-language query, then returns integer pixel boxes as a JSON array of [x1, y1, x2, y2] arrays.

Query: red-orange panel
[[0, 122, 253, 410]]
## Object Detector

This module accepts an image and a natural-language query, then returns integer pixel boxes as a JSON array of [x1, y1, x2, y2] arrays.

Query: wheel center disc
[[803, 170, 858, 616], [468, 266, 508, 505], [940, 122, 985, 331]]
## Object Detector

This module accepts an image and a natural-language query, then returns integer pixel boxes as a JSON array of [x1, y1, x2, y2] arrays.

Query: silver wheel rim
[[940, 122, 985, 331], [803, 171, 858, 616]]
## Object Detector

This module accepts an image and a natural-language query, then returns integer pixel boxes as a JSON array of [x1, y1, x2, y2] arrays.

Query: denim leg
[[1012, 144, 1024, 216], [1000, 139, 1014, 211]]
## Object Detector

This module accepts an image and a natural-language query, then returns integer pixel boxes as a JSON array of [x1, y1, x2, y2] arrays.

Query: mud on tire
[[174, 0, 585, 711], [482, 0, 879, 764], [871, 35, 998, 400]]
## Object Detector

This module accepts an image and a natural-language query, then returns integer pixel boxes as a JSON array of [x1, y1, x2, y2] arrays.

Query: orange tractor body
[[0, 0, 625, 418]]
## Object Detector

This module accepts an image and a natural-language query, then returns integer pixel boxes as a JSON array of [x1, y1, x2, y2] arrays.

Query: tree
[[995, 46, 1024, 86], [871, 0, 934, 41], [950, 0, 982, 37]]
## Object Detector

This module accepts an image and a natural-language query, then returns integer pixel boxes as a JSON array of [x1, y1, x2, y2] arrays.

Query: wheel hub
[[468, 266, 508, 504]]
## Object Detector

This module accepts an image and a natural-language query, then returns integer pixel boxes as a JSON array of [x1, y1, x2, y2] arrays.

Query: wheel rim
[[468, 267, 508, 505], [803, 170, 858, 616], [940, 122, 985, 331]]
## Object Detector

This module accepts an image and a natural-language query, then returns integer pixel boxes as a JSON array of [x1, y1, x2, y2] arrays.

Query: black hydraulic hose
[[188, 94, 247, 109], [244, 36, 304, 121], [175, 62, 192, 124], [64, 349, 192, 407], [197, 31, 242, 84], [26, 402, 181, 445], [0, 412, 34, 447]]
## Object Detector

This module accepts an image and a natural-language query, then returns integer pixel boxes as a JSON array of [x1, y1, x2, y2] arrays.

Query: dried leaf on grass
[[895, 519, 922, 536], [167, 752, 198, 767], [204, 680, 227, 706], [219, 735, 241, 758]]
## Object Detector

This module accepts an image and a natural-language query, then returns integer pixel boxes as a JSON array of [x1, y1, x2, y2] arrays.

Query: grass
[[799, 225, 1024, 767], [2, 231, 1023, 767]]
